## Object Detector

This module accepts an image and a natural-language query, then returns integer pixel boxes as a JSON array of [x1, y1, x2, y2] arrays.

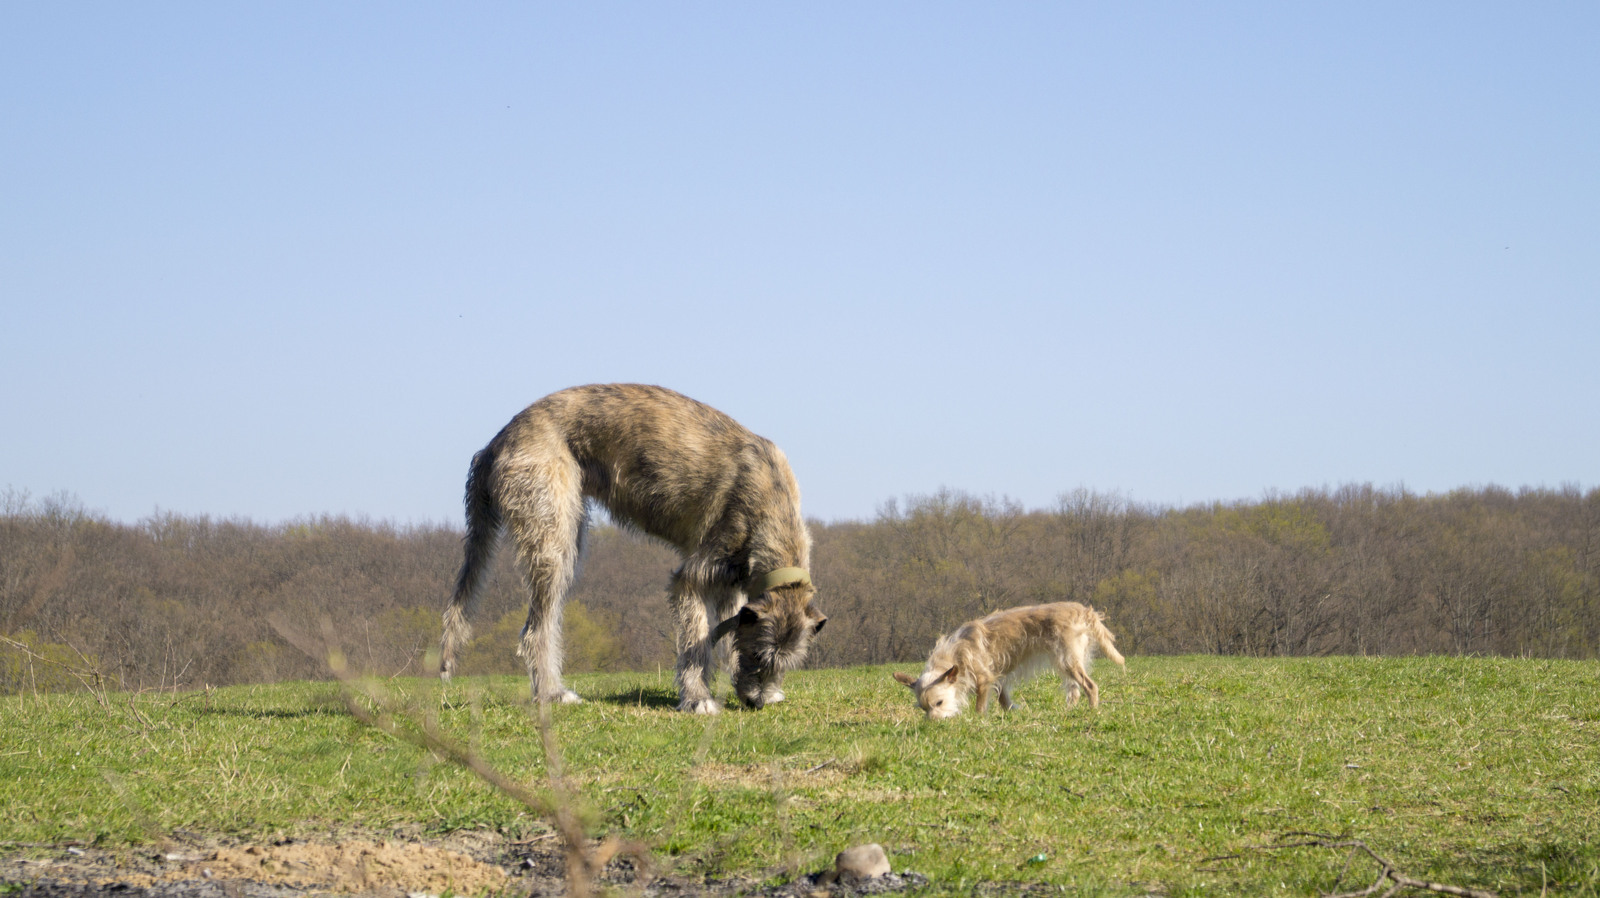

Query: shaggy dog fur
[[894, 602, 1125, 719], [439, 383, 826, 713]]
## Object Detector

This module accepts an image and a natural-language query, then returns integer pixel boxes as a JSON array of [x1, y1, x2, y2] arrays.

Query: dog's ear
[[710, 615, 739, 643], [713, 605, 762, 644], [892, 671, 917, 688], [808, 609, 828, 635], [938, 665, 959, 684]]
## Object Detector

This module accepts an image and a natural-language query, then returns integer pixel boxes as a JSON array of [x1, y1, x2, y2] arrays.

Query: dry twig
[[1, 633, 111, 709], [1263, 832, 1497, 898], [271, 615, 653, 898]]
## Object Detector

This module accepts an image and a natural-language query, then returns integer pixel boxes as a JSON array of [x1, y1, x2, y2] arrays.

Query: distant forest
[[3, 483, 1597, 694]]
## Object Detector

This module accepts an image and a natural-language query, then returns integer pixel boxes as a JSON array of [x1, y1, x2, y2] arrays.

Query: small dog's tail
[[1092, 610, 1126, 669], [439, 445, 502, 681]]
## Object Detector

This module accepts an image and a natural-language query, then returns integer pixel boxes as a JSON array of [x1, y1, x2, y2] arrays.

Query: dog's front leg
[[760, 669, 787, 706], [974, 678, 993, 715], [668, 572, 722, 714]]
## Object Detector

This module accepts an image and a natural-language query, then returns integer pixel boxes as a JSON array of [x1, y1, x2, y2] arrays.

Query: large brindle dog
[[439, 383, 826, 713]]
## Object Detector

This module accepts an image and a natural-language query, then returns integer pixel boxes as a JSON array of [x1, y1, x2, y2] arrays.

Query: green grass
[[3, 656, 1598, 895]]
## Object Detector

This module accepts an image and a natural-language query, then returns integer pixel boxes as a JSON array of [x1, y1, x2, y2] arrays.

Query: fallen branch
[[125, 693, 155, 729], [1264, 832, 1497, 898]]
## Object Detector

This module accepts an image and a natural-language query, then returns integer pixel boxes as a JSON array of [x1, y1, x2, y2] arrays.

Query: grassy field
[[2, 656, 1598, 896]]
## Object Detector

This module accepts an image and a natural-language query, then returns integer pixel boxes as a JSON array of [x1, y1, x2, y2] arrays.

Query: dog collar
[[753, 567, 810, 593]]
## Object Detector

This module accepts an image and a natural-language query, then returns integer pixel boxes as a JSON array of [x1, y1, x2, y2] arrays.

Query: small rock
[[835, 843, 890, 880]]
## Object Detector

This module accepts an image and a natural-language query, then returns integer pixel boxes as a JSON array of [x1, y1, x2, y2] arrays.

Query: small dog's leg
[[999, 683, 1015, 710], [1066, 660, 1098, 709], [1061, 678, 1081, 708], [974, 678, 992, 715]]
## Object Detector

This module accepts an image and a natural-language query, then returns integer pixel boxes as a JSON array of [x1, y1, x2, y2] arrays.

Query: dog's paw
[[538, 689, 583, 705], [760, 687, 786, 705], [678, 697, 721, 714]]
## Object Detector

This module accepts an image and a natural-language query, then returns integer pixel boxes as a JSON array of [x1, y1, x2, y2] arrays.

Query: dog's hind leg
[[503, 457, 588, 705], [1056, 633, 1099, 709], [1077, 672, 1100, 708], [1060, 680, 1082, 707]]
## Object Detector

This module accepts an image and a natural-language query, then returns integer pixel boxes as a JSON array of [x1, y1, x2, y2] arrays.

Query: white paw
[[760, 687, 786, 705], [538, 689, 583, 705], [678, 697, 721, 714]]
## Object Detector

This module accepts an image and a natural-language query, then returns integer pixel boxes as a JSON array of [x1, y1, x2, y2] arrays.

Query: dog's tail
[[1092, 610, 1126, 669], [439, 445, 502, 681]]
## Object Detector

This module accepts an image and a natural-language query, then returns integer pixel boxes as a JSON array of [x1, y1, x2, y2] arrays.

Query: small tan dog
[[893, 602, 1125, 719]]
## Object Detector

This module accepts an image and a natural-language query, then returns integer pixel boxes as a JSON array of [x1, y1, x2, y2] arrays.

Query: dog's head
[[713, 581, 827, 709], [893, 665, 965, 719]]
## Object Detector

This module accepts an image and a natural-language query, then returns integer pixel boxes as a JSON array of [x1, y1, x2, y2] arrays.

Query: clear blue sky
[[4, 4, 1596, 525]]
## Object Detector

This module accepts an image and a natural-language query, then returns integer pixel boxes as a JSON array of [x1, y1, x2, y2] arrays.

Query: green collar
[[752, 567, 810, 594]]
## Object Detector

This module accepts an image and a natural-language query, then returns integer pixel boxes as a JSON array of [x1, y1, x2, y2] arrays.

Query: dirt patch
[[168, 840, 505, 894], [2, 830, 933, 898], [2, 832, 505, 898]]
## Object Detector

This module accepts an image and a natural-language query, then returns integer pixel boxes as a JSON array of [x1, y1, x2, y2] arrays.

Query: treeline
[[2, 483, 1597, 693]]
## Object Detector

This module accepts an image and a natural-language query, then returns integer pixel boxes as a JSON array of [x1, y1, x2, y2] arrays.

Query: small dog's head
[[893, 666, 965, 719]]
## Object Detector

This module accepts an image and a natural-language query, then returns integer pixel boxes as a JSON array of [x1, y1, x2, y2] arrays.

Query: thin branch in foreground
[[270, 615, 652, 898], [0, 633, 111, 709], [338, 673, 653, 898], [1262, 832, 1497, 898]]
